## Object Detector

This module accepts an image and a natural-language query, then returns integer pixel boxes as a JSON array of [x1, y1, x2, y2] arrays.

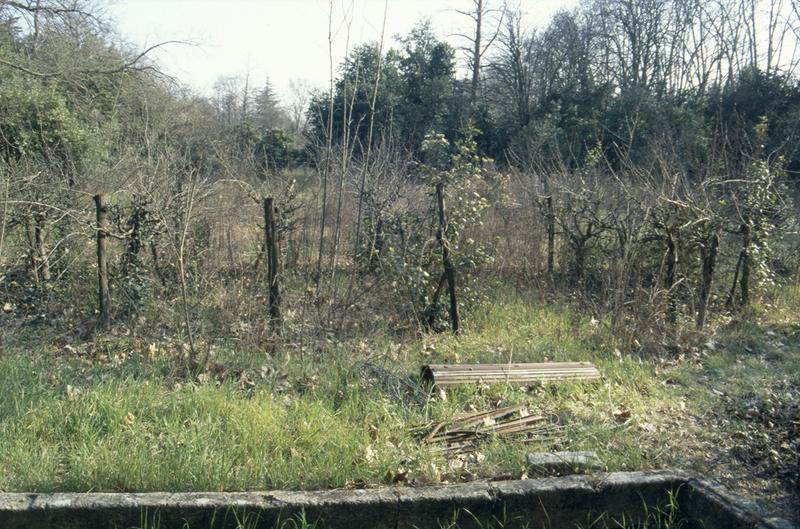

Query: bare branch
[[0, 40, 194, 79]]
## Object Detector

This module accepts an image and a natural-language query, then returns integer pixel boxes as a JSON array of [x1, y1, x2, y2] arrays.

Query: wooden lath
[[423, 404, 567, 454], [421, 362, 601, 388]]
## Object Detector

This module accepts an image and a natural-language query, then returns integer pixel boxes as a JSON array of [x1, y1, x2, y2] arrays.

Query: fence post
[[696, 228, 718, 330], [264, 197, 282, 330], [436, 183, 460, 334], [94, 194, 110, 330]]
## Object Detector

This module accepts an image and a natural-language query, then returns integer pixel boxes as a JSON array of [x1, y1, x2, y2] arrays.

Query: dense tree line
[[310, 1, 800, 172]]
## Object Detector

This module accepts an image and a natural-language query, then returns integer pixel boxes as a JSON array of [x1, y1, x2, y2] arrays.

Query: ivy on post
[[436, 182, 460, 334], [696, 225, 719, 330], [264, 197, 282, 331]]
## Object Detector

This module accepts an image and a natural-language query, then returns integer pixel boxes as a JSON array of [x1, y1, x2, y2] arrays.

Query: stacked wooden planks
[[421, 362, 601, 389]]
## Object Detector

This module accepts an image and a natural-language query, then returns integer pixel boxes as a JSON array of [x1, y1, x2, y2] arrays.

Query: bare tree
[[454, 0, 507, 103], [0, 0, 187, 84], [287, 78, 311, 136], [489, 9, 535, 128]]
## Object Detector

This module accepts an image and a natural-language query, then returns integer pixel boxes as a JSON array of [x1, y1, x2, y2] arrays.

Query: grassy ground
[[0, 285, 798, 521]]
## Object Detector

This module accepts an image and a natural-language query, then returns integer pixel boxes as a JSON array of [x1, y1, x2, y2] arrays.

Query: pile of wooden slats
[[424, 404, 565, 454], [421, 362, 601, 389]]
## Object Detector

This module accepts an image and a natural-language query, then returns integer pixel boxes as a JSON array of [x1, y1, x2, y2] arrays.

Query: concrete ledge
[[0, 470, 794, 529], [682, 475, 797, 529], [526, 451, 605, 476]]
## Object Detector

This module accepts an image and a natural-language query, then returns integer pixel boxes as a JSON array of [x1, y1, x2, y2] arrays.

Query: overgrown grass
[[0, 285, 798, 500]]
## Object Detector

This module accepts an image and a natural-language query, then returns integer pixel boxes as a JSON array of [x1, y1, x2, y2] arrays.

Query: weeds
[[577, 489, 686, 529], [124, 507, 317, 529], [0, 286, 798, 520]]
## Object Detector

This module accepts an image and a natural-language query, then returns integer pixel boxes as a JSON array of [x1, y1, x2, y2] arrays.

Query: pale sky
[[108, 0, 577, 105]]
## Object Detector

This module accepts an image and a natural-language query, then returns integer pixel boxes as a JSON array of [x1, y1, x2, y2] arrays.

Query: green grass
[[0, 285, 798, 496], [0, 352, 424, 491]]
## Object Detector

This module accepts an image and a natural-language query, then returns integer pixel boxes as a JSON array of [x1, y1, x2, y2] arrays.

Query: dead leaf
[[365, 445, 377, 464], [384, 468, 408, 484], [274, 372, 290, 392], [208, 362, 226, 375], [613, 408, 632, 422], [368, 424, 379, 441], [238, 374, 255, 389], [346, 478, 367, 488], [393, 469, 408, 484], [448, 459, 465, 471], [66, 384, 80, 401]]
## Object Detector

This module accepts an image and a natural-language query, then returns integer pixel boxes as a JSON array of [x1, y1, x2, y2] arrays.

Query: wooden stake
[[94, 194, 110, 331], [664, 230, 678, 326], [264, 197, 282, 330], [34, 212, 50, 281], [436, 183, 459, 334], [696, 228, 718, 330], [545, 194, 555, 275]]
